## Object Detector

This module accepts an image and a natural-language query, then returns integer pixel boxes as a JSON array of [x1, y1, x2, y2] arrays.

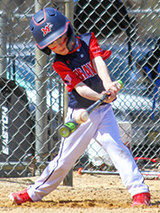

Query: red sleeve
[[89, 32, 112, 61], [53, 61, 82, 92]]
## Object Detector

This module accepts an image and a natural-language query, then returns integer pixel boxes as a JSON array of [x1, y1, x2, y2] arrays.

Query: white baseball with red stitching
[[74, 109, 89, 124]]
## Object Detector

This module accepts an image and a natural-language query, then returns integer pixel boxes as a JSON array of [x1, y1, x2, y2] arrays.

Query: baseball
[[74, 109, 89, 124]]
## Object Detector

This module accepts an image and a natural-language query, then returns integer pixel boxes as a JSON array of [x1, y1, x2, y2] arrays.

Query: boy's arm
[[74, 82, 102, 101], [92, 56, 122, 95], [74, 81, 116, 104], [75, 56, 122, 103]]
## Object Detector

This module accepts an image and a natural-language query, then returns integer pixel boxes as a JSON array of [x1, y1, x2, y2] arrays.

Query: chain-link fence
[[0, 0, 160, 178], [0, 0, 66, 177]]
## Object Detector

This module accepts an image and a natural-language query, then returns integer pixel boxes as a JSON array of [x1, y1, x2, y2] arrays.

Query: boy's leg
[[94, 105, 150, 202], [10, 106, 101, 203]]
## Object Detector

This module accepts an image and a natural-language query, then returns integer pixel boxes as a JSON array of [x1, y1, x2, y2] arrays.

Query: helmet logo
[[41, 23, 53, 37]]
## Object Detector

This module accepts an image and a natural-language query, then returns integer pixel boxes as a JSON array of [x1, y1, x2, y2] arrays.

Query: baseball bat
[[59, 80, 123, 138]]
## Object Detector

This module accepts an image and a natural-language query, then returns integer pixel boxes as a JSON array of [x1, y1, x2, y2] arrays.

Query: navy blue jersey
[[53, 32, 111, 109]]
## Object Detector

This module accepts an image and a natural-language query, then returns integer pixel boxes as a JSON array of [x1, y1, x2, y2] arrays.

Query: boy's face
[[48, 33, 69, 55]]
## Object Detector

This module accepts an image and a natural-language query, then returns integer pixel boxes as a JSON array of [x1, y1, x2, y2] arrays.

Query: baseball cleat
[[131, 192, 151, 207], [9, 189, 33, 205]]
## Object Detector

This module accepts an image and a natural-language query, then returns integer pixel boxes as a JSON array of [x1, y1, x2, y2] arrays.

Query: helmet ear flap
[[66, 24, 76, 52], [41, 47, 51, 55]]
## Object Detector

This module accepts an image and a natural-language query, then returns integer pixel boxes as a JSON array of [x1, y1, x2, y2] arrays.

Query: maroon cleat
[[9, 189, 33, 205], [131, 192, 151, 207]]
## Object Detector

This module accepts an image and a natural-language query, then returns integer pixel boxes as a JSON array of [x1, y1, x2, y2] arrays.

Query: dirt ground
[[0, 171, 160, 213]]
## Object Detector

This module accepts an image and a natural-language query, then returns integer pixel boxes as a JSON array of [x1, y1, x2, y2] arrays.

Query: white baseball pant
[[27, 104, 149, 201]]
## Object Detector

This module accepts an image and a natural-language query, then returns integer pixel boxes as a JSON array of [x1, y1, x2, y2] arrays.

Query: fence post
[[0, 10, 7, 78], [63, 0, 74, 187], [34, 0, 48, 163]]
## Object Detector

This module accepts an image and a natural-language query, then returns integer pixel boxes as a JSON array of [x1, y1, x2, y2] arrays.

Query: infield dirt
[[0, 171, 160, 213]]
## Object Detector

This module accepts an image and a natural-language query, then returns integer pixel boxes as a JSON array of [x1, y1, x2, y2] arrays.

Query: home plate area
[[0, 171, 160, 213]]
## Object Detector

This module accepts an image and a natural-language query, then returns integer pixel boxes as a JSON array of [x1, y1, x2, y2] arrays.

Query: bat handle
[[87, 80, 123, 114], [87, 94, 108, 114], [97, 80, 124, 103], [99, 93, 109, 102]]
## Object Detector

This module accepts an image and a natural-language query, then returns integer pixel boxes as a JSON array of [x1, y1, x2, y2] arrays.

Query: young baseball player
[[9, 7, 151, 207]]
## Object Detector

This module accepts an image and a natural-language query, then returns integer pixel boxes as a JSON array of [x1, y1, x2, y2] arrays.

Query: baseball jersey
[[53, 32, 111, 109]]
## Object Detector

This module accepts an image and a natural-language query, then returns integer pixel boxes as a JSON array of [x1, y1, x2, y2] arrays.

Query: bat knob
[[117, 80, 124, 88]]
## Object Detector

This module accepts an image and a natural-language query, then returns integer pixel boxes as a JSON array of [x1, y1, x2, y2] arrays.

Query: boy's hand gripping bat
[[59, 80, 123, 138]]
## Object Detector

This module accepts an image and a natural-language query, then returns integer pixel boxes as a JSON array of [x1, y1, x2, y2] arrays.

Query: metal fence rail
[[0, 0, 159, 178]]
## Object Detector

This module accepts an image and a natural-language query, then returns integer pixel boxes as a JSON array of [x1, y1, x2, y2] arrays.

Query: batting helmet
[[30, 7, 76, 55]]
